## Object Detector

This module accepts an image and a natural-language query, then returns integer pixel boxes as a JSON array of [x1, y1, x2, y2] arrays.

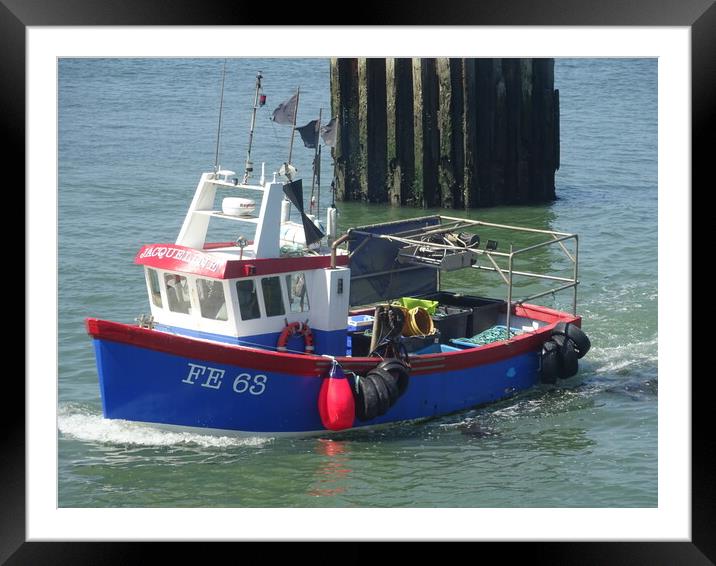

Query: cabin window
[[286, 272, 310, 313], [147, 268, 162, 307], [236, 279, 261, 321], [164, 274, 192, 315], [262, 277, 285, 317], [197, 278, 227, 321]]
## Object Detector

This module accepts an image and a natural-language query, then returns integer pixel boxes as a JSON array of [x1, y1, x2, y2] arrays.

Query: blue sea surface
[[57, 58, 657, 508]]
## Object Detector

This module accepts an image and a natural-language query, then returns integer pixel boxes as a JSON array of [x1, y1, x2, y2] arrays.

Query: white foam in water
[[58, 406, 273, 448], [587, 337, 658, 375], [489, 397, 551, 420]]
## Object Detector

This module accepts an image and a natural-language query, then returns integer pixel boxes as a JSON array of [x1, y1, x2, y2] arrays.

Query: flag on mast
[[271, 93, 299, 125], [320, 117, 338, 147], [283, 180, 325, 246], [295, 119, 320, 149]]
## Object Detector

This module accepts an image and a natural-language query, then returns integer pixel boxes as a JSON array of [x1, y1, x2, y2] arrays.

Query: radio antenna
[[243, 71, 264, 184], [213, 59, 227, 173]]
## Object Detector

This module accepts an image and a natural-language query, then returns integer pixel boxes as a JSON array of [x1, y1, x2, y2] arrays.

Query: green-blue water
[[58, 58, 657, 507]]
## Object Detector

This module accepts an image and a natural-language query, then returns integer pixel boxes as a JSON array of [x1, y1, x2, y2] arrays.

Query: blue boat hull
[[92, 336, 540, 435]]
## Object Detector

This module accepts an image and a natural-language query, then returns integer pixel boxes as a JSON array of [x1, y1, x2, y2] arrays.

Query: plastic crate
[[349, 330, 373, 357], [401, 332, 441, 353], [418, 292, 505, 335], [431, 305, 472, 342], [349, 330, 440, 356], [347, 314, 375, 332], [414, 343, 462, 355]]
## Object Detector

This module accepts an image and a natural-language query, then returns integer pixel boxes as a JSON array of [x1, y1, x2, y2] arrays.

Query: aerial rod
[[243, 70, 264, 183], [213, 59, 228, 173]]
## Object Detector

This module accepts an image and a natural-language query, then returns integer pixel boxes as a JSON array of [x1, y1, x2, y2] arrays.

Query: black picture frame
[[9, 0, 710, 562]]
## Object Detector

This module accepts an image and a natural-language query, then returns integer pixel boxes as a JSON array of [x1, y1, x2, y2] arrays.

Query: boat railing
[[331, 214, 579, 340]]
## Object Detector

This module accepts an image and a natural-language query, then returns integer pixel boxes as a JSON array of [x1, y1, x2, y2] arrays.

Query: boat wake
[[58, 404, 273, 448], [434, 336, 658, 433], [585, 337, 658, 376]]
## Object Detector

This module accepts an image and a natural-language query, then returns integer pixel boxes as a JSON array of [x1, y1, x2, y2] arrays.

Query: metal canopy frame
[[331, 215, 579, 340]]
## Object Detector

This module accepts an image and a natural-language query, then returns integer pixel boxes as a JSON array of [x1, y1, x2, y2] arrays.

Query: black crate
[[431, 306, 472, 341], [471, 301, 504, 334], [419, 292, 505, 336], [401, 332, 441, 353], [348, 330, 372, 357], [349, 329, 440, 356]]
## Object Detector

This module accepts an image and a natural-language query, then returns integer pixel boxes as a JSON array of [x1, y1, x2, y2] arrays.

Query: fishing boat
[[85, 71, 590, 436]]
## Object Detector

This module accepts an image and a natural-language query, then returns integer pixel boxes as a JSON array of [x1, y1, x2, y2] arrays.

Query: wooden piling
[[359, 58, 388, 202], [530, 58, 557, 203], [437, 58, 464, 209], [358, 58, 368, 200], [461, 58, 478, 209], [517, 59, 534, 203], [329, 58, 360, 201], [554, 88, 561, 172], [412, 58, 439, 207], [329, 58, 560, 209], [474, 59, 496, 207], [386, 58, 414, 206]]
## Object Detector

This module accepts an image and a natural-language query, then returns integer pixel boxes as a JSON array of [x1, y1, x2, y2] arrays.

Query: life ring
[[277, 321, 314, 354]]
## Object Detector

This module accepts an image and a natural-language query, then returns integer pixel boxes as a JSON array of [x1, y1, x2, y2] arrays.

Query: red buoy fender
[[277, 321, 315, 353], [318, 361, 355, 431]]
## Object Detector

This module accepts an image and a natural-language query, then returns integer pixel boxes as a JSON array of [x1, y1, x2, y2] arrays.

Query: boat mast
[[243, 71, 264, 184], [286, 86, 300, 166], [324, 115, 338, 208], [309, 108, 322, 217], [213, 59, 227, 173], [315, 144, 322, 219]]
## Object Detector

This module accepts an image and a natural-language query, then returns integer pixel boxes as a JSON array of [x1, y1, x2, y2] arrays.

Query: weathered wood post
[[358, 58, 388, 202], [437, 58, 464, 209], [329, 58, 361, 201], [386, 58, 414, 206], [412, 58, 440, 207], [329, 58, 560, 208], [462, 58, 478, 208]]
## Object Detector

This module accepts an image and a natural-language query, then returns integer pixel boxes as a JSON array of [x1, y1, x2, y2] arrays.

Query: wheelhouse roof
[[135, 243, 349, 279]]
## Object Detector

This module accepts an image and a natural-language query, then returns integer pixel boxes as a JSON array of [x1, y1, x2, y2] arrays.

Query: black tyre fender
[[377, 359, 411, 396], [365, 372, 391, 417], [552, 334, 579, 379], [368, 366, 400, 405], [540, 340, 560, 384], [355, 376, 380, 421], [552, 322, 591, 359]]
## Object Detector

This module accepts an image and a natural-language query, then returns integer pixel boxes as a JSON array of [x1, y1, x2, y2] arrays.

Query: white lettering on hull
[[201, 367, 225, 389], [182, 363, 268, 395], [182, 363, 205, 384]]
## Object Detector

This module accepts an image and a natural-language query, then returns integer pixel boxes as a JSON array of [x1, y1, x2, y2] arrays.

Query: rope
[[400, 306, 435, 337], [366, 306, 411, 363]]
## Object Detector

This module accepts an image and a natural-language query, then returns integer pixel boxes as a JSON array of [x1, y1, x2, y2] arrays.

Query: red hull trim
[[86, 305, 579, 377]]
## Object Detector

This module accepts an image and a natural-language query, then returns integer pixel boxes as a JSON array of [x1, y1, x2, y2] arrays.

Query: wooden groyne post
[[329, 58, 560, 208]]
